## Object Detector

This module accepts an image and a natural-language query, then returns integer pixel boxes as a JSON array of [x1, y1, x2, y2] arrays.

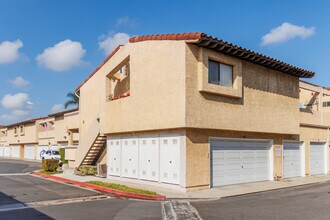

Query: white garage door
[[11, 146, 20, 158], [24, 145, 35, 160], [121, 138, 139, 179], [283, 141, 303, 178], [211, 139, 272, 187], [108, 138, 121, 176], [107, 134, 181, 185], [0, 146, 3, 157], [4, 146, 10, 157], [160, 136, 180, 185], [310, 142, 326, 175], [37, 146, 49, 160], [139, 137, 159, 182]]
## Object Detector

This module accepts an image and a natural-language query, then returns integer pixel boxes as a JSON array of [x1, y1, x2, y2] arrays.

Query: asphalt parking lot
[[0, 158, 42, 174], [1, 158, 330, 220]]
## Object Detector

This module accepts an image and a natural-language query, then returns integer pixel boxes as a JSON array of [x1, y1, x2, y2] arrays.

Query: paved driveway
[[192, 181, 330, 220], [1, 158, 330, 219], [0, 158, 41, 174]]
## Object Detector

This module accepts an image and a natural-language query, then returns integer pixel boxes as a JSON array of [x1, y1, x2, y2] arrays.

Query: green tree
[[64, 92, 79, 109]]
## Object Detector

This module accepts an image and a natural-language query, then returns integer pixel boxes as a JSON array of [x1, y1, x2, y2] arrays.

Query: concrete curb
[[31, 171, 166, 201]]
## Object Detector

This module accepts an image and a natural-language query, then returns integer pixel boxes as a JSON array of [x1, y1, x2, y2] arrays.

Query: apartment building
[[72, 32, 329, 191], [0, 108, 79, 162]]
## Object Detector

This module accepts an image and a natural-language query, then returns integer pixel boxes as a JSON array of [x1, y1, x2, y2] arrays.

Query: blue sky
[[0, 0, 329, 125]]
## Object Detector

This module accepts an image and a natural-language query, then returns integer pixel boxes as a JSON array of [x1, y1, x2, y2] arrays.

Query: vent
[[152, 140, 156, 145], [116, 168, 119, 172], [132, 170, 136, 174], [110, 168, 113, 171], [142, 170, 146, 176], [110, 142, 113, 146], [116, 141, 120, 145], [163, 140, 168, 145], [152, 171, 156, 177], [125, 141, 128, 145], [173, 173, 178, 179], [142, 140, 147, 145], [163, 173, 168, 178], [125, 169, 128, 173], [133, 140, 136, 145], [173, 139, 178, 145]]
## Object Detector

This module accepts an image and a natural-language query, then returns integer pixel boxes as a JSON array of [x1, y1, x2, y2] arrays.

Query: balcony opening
[[106, 57, 130, 102]]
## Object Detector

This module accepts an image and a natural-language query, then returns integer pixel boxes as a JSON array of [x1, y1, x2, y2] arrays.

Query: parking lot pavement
[[0, 175, 100, 204], [192, 181, 330, 220], [0, 158, 41, 174]]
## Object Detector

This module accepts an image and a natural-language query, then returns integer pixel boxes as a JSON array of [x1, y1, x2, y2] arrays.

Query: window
[[323, 102, 330, 107], [14, 127, 18, 135], [208, 60, 233, 87], [20, 125, 24, 134]]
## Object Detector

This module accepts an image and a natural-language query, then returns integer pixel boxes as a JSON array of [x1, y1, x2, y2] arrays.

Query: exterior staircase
[[80, 134, 107, 166]]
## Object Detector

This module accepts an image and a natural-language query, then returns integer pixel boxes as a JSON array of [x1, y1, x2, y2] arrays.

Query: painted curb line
[[31, 171, 166, 201]]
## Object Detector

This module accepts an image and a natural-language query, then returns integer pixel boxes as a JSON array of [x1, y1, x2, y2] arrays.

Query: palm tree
[[64, 92, 79, 109]]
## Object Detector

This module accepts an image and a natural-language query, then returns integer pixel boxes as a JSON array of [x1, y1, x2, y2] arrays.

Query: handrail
[[75, 116, 100, 167]]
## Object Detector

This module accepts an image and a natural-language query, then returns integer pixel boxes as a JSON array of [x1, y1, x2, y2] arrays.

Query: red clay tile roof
[[5, 116, 49, 128], [75, 32, 315, 92], [48, 107, 79, 117], [129, 32, 314, 78], [75, 45, 122, 92], [129, 32, 203, 43]]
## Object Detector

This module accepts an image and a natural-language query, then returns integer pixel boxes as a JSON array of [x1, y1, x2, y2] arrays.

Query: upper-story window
[[208, 60, 233, 87], [14, 127, 18, 135], [20, 125, 24, 134], [323, 102, 330, 107]]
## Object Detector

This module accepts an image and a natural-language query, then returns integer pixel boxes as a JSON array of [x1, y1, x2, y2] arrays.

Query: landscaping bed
[[86, 181, 159, 196]]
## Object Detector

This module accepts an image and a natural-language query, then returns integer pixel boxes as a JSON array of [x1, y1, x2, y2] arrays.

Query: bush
[[79, 165, 97, 176], [59, 148, 68, 164], [42, 159, 59, 172]]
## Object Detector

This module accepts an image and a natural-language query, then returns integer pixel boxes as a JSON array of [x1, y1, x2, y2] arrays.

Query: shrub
[[42, 159, 59, 172], [59, 148, 68, 164], [79, 165, 97, 176]]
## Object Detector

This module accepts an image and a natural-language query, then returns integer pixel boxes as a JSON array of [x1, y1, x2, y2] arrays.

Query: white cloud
[[116, 16, 137, 28], [50, 104, 64, 114], [36, 39, 86, 71], [116, 16, 130, 26], [99, 32, 130, 55], [261, 22, 315, 46], [0, 93, 34, 122], [0, 39, 23, 64], [8, 76, 29, 88], [1, 93, 31, 109]]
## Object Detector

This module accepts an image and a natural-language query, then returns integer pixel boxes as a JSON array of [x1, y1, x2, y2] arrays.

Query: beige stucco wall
[[79, 41, 186, 135], [6, 123, 38, 144], [185, 45, 300, 135], [54, 111, 79, 144]]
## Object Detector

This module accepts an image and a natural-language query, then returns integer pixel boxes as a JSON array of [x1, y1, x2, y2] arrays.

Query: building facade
[[0, 108, 79, 163], [72, 32, 328, 191]]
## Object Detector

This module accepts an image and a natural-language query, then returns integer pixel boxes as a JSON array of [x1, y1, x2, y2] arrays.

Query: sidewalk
[[52, 172, 330, 200]]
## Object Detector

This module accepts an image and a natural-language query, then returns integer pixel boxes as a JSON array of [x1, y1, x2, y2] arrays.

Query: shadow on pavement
[[0, 191, 53, 220]]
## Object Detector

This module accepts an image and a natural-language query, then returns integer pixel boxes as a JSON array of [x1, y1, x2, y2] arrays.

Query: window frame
[[208, 59, 234, 87]]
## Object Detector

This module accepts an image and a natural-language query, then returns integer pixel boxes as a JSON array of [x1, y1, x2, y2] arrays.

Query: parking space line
[[0, 203, 30, 213]]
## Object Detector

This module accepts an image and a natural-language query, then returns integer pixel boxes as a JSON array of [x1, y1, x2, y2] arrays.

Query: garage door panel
[[211, 139, 271, 187], [310, 142, 326, 175], [283, 142, 302, 179], [11, 146, 20, 158], [108, 139, 121, 176], [24, 145, 35, 160], [0, 146, 3, 157], [4, 147, 10, 157], [122, 138, 138, 179]]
